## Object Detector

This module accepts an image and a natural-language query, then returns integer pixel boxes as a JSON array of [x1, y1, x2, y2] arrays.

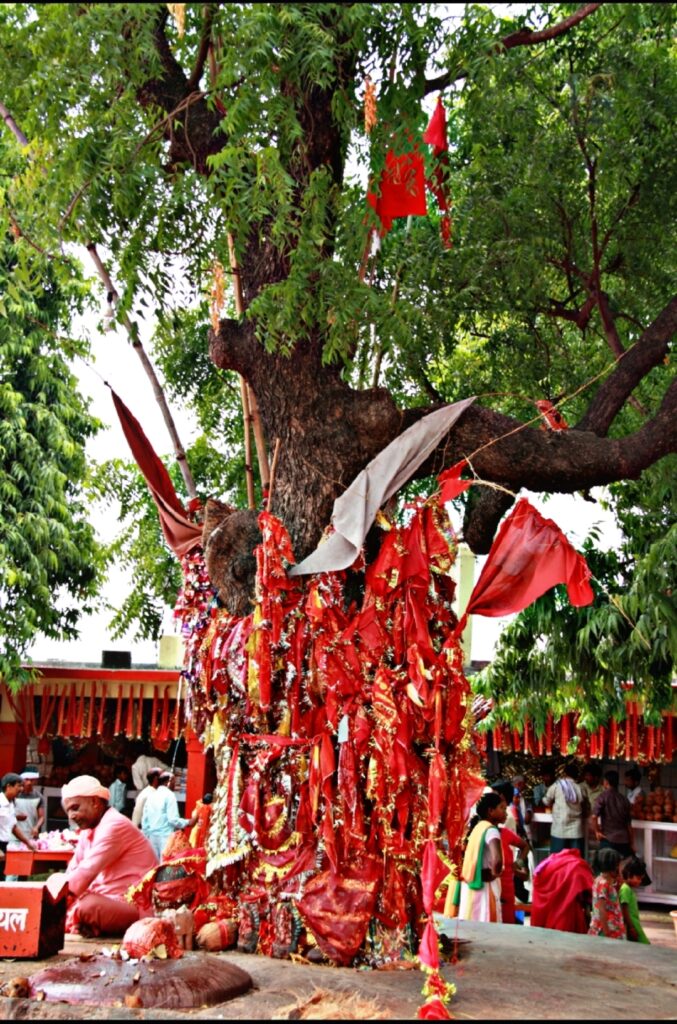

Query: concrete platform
[[0, 913, 674, 1019]]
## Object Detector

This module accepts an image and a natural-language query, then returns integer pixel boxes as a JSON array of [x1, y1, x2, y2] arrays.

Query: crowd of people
[[452, 762, 653, 943], [0, 755, 658, 948]]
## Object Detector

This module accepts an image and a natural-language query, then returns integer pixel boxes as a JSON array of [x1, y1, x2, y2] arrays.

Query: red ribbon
[[150, 685, 159, 742], [114, 684, 123, 734], [96, 683, 107, 735], [125, 684, 135, 736]]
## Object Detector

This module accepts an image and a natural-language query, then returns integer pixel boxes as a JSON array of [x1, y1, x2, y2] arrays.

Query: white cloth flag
[[289, 397, 476, 577]]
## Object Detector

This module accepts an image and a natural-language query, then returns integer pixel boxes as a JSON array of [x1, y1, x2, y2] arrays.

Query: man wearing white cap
[[15, 767, 45, 839], [48, 775, 158, 937], [141, 771, 195, 860]]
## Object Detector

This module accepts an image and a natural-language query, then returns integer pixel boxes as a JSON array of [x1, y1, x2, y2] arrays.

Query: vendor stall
[[0, 665, 214, 821], [480, 698, 677, 905]]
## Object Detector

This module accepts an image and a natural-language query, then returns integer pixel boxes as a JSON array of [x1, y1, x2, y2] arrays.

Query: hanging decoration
[[166, 3, 186, 37], [364, 76, 377, 134], [423, 96, 452, 249], [209, 258, 226, 334], [364, 95, 454, 249]]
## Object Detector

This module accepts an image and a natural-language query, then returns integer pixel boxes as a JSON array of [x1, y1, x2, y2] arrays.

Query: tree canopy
[[0, 145, 102, 683], [0, 3, 675, 698]]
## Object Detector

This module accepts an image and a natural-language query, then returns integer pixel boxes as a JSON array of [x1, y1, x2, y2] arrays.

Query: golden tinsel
[[364, 76, 377, 134], [166, 3, 186, 38], [209, 259, 225, 333]]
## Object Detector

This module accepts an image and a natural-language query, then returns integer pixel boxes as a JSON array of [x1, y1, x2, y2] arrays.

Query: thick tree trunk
[[210, 297, 677, 561]]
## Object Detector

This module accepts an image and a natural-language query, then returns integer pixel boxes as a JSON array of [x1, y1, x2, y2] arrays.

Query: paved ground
[[0, 907, 675, 1019]]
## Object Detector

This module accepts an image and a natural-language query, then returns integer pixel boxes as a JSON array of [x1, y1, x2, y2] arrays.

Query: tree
[[0, 156, 103, 682], [0, 2, 675, 628]]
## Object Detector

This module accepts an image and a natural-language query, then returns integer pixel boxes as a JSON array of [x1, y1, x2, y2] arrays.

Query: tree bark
[[210, 295, 677, 558]]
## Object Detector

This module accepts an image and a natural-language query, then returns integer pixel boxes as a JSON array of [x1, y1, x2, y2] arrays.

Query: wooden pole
[[239, 375, 256, 509], [267, 437, 282, 513], [227, 232, 270, 498]]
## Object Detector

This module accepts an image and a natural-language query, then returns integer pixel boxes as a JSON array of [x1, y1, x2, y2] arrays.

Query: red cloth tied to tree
[[455, 497, 594, 637], [367, 148, 427, 235], [110, 389, 201, 558], [294, 855, 381, 966]]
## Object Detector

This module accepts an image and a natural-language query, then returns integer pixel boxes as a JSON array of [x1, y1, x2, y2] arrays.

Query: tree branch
[[209, 317, 259, 380], [577, 295, 677, 435], [186, 3, 218, 92], [425, 4, 603, 94], [135, 8, 223, 173]]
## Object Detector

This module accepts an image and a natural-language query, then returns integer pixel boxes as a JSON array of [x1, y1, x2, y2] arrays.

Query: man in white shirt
[[624, 767, 644, 806], [15, 767, 45, 838], [0, 773, 37, 879], [543, 762, 585, 854], [131, 753, 172, 793], [132, 767, 162, 827], [141, 771, 195, 860]]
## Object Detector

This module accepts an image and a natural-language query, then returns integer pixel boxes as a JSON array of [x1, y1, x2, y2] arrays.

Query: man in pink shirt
[[49, 775, 158, 937]]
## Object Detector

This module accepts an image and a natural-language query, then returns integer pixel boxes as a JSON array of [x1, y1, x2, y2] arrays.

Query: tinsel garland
[[174, 491, 487, 1013]]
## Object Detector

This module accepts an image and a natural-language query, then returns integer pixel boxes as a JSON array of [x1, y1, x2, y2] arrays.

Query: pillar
[[0, 722, 28, 778], [184, 726, 207, 817]]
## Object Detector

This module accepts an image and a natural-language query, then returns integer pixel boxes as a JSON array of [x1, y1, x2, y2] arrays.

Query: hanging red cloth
[[367, 148, 427, 235], [423, 96, 452, 249], [455, 498, 593, 637], [110, 389, 201, 559]]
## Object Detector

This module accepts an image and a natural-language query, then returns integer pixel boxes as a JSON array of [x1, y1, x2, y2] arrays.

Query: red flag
[[423, 97, 448, 153], [421, 838, 448, 914], [367, 148, 427, 235], [437, 459, 472, 503], [456, 498, 593, 636], [423, 98, 452, 249], [110, 389, 202, 558]]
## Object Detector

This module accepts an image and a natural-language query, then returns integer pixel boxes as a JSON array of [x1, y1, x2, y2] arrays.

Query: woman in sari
[[458, 791, 506, 923]]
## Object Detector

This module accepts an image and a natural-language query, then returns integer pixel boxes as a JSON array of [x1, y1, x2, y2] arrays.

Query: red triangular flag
[[110, 389, 202, 558], [423, 98, 452, 249], [423, 97, 448, 153], [455, 498, 593, 635]]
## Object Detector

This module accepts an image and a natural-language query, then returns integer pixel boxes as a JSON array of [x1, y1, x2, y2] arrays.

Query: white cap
[[62, 775, 110, 802]]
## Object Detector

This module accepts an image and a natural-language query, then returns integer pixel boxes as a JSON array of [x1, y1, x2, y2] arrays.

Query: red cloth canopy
[[455, 497, 594, 636], [110, 389, 202, 559]]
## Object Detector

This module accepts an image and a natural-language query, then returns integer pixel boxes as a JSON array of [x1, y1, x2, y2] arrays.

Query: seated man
[[48, 775, 158, 937]]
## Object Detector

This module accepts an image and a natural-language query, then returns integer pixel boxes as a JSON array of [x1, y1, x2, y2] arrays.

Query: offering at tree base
[[167, 469, 593, 1014]]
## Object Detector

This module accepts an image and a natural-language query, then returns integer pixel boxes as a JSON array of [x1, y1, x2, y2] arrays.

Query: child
[[588, 847, 625, 939], [619, 857, 651, 944]]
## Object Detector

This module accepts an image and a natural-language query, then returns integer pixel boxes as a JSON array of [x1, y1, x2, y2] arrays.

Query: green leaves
[[0, 228, 103, 685]]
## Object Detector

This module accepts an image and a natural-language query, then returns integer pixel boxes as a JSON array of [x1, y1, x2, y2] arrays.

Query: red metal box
[[0, 881, 67, 958]]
